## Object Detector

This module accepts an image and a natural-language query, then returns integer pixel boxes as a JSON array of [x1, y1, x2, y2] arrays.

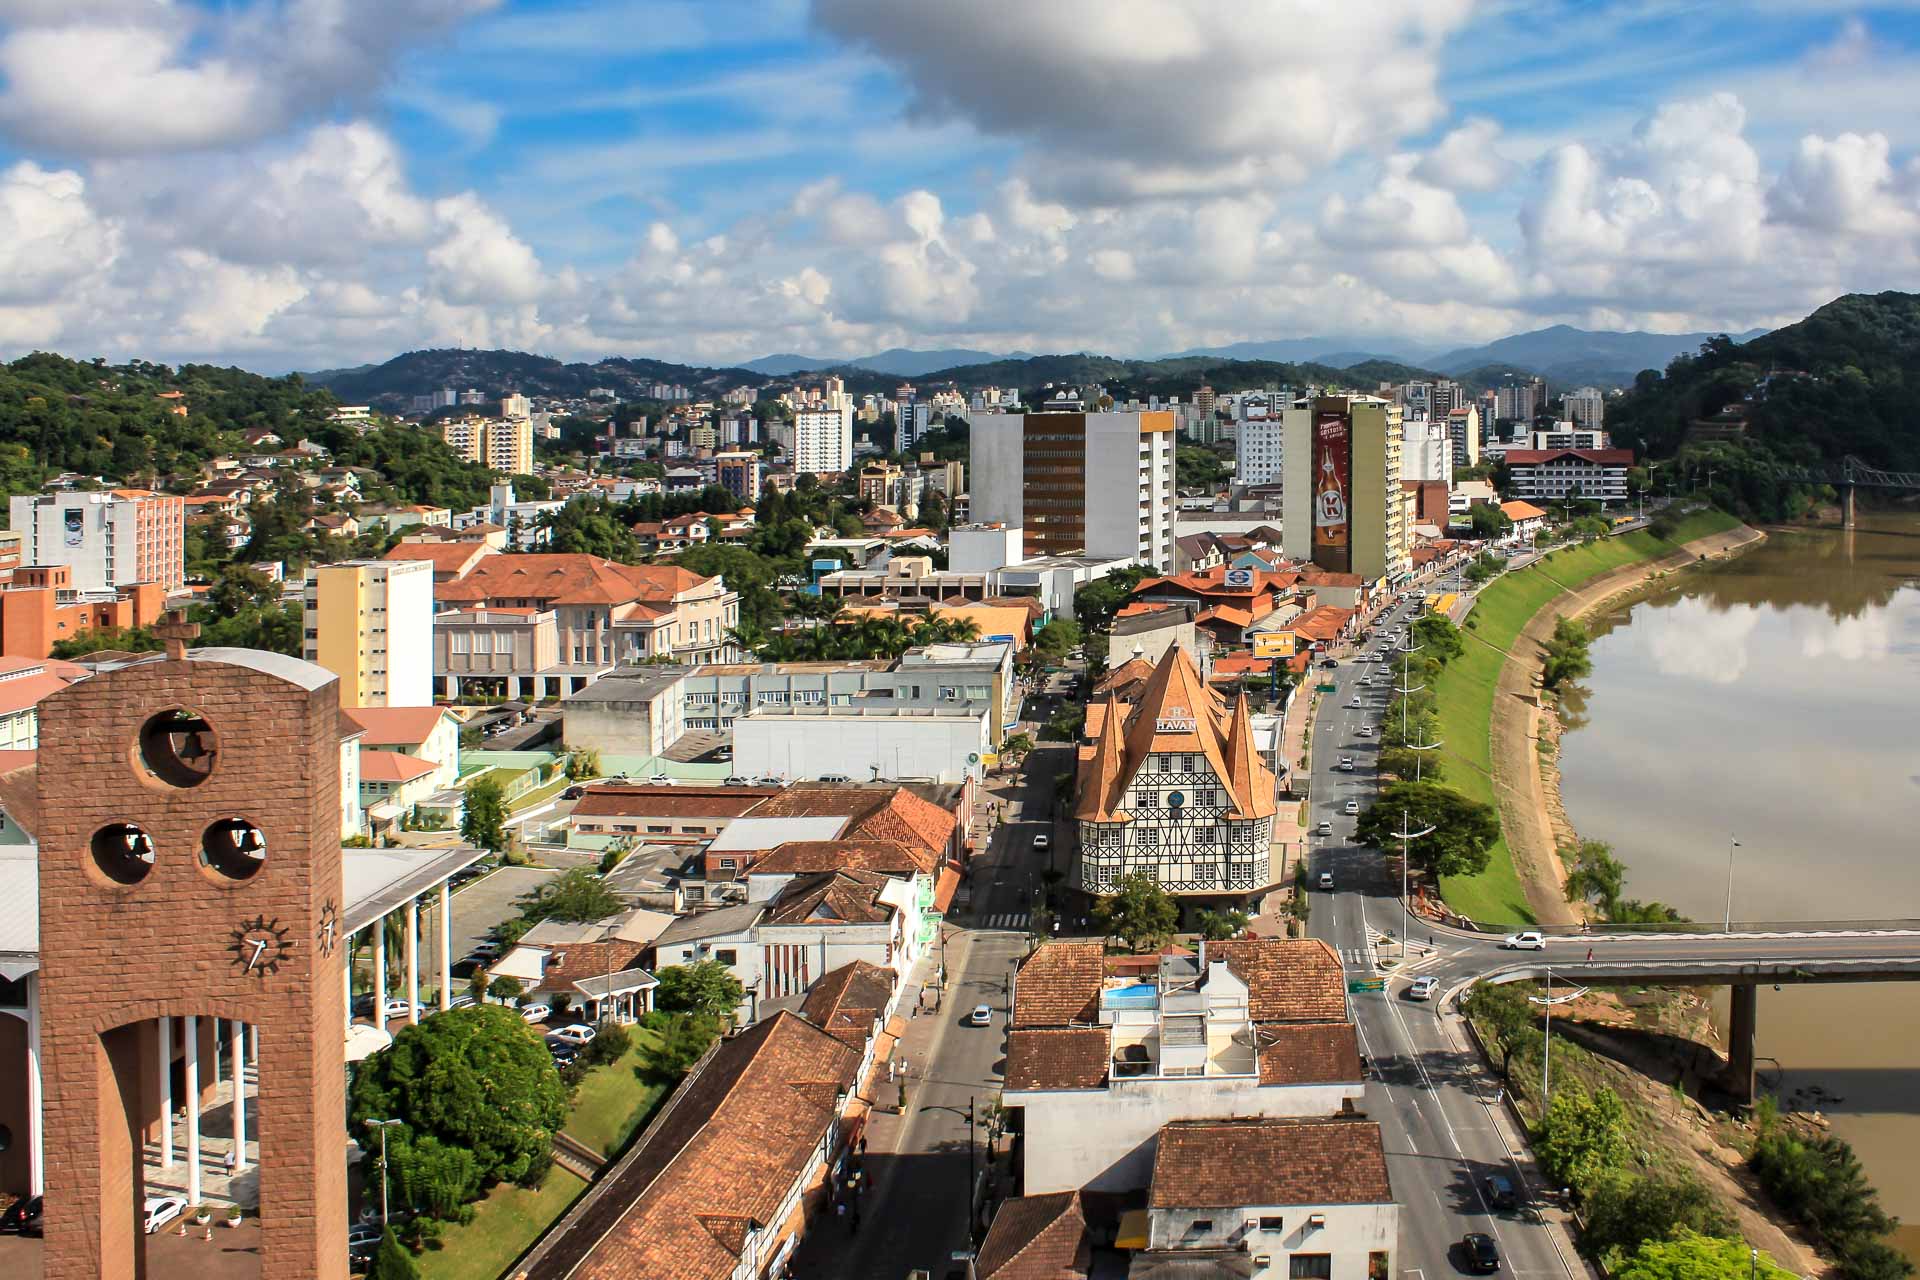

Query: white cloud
[[810, 0, 1476, 200], [1414, 118, 1515, 192], [1769, 131, 1919, 235], [0, 161, 120, 305], [428, 194, 546, 304], [0, 0, 499, 154]]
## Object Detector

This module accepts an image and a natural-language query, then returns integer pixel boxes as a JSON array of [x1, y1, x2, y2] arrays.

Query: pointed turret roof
[[1222, 689, 1277, 820], [1076, 692, 1130, 822], [1118, 644, 1232, 791]]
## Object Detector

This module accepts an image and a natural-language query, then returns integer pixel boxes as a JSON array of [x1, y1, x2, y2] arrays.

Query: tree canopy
[[460, 777, 508, 853], [1355, 781, 1500, 878], [1616, 1232, 1795, 1280], [1095, 873, 1179, 951], [654, 960, 745, 1020], [516, 867, 623, 925]]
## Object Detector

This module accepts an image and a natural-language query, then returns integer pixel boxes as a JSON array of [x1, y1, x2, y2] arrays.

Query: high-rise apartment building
[[435, 416, 535, 475], [1446, 407, 1481, 469], [1235, 417, 1286, 487], [1564, 386, 1606, 433], [1431, 379, 1462, 417], [715, 452, 763, 502], [303, 558, 435, 707], [1281, 396, 1410, 583], [969, 410, 1178, 570], [792, 407, 853, 474], [500, 392, 531, 418], [1401, 418, 1453, 482], [8, 489, 185, 592], [900, 401, 932, 452]]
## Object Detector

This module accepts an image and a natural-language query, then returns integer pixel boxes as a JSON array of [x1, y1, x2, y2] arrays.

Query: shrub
[[585, 1022, 632, 1066]]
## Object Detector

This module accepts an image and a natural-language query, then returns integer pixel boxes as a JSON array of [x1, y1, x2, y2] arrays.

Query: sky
[[1, 0, 1919, 373]]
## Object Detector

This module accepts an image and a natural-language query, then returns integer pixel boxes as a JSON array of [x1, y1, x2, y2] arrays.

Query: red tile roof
[[798, 959, 895, 1045], [1006, 1027, 1109, 1091], [383, 542, 490, 580], [749, 838, 935, 878], [343, 705, 451, 747], [1256, 1023, 1364, 1084], [1148, 1118, 1392, 1208], [1502, 448, 1634, 465], [976, 1192, 1091, 1279], [569, 786, 777, 819], [520, 1011, 861, 1280], [746, 786, 957, 861], [1206, 939, 1347, 1022], [359, 749, 437, 784], [1012, 942, 1104, 1027], [435, 553, 716, 608], [1501, 500, 1549, 521], [761, 868, 896, 926]]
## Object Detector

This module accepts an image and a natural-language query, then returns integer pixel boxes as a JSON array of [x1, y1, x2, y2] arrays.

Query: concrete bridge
[[1426, 923, 1920, 1102]]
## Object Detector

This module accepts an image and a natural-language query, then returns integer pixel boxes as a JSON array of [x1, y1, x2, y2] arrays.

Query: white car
[[1343, 799, 1360, 815], [1033, 834, 1051, 852], [1406, 976, 1439, 1001], [467, 939, 501, 959], [546, 1023, 596, 1047], [1503, 931, 1547, 951], [1318, 871, 1334, 890], [1338, 757, 1354, 771], [382, 998, 421, 1022], [519, 1003, 552, 1024], [1317, 820, 1332, 836], [1357, 725, 1373, 737], [967, 1004, 993, 1027], [144, 1195, 187, 1234]]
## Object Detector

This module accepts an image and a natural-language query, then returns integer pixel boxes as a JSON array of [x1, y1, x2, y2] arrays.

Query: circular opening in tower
[[138, 708, 217, 787], [201, 817, 267, 881], [91, 822, 157, 885]]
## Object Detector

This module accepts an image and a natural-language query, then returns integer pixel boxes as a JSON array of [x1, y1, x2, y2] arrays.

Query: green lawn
[[508, 772, 574, 814], [417, 1168, 586, 1280], [562, 1027, 668, 1159], [1428, 511, 1744, 925]]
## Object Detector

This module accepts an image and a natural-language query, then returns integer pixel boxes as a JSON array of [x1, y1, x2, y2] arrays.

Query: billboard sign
[[1222, 567, 1255, 589], [1252, 632, 1294, 659], [64, 508, 84, 547], [1312, 411, 1351, 571]]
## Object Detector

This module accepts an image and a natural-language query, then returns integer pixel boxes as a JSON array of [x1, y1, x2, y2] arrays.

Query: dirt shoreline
[[1489, 524, 1768, 925]]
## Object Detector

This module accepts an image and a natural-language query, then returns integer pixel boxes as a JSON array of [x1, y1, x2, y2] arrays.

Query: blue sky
[[0, 0, 1917, 371]]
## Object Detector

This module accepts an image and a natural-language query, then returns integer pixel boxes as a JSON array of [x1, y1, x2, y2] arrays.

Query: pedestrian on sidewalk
[[1586, 947, 1594, 962]]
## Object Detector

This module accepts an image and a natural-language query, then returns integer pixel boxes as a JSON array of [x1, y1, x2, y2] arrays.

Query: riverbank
[[1432, 510, 1760, 926]]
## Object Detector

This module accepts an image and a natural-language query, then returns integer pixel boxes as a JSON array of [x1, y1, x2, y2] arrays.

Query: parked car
[[818, 773, 853, 783], [548, 1041, 581, 1066], [381, 998, 421, 1022], [561, 785, 585, 800], [1502, 931, 1546, 951], [0, 1194, 43, 1237], [724, 776, 752, 786], [467, 939, 501, 959], [1318, 871, 1334, 890], [1483, 1173, 1518, 1210], [1338, 757, 1354, 771], [1462, 1232, 1501, 1273], [1343, 799, 1360, 815], [967, 1004, 993, 1027], [519, 1003, 552, 1024], [1405, 976, 1439, 1002], [1357, 725, 1373, 737], [1317, 820, 1332, 836], [547, 1023, 596, 1047], [649, 773, 675, 785], [1033, 834, 1051, 852], [1320, 658, 1338, 668], [144, 1195, 187, 1235], [346, 1223, 382, 1253]]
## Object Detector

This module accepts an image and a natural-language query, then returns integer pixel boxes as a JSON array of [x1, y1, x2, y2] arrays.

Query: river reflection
[[1558, 514, 1920, 1255]]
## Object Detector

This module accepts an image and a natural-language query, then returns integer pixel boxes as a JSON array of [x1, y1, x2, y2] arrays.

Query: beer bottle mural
[[1313, 410, 1351, 572]]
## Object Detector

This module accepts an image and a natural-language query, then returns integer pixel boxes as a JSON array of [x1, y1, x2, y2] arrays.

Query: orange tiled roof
[[976, 1192, 1091, 1280], [1149, 1118, 1391, 1208], [1207, 938, 1347, 1022], [749, 838, 936, 878], [435, 553, 716, 608], [343, 705, 451, 747], [799, 960, 895, 1046], [1501, 499, 1549, 520], [745, 786, 956, 861], [1005, 1027, 1109, 1091], [761, 868, 896, 926], [1012, 941, 1104, 1027], [359, 750, 437, 784]]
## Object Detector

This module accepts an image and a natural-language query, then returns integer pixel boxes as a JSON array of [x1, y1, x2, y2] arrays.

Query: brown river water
[[1557, 513, 1920, 1261]]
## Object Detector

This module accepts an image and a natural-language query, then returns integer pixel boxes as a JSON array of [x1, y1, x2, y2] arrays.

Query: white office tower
[[969, 410, 1177, 570], [792, 406, 854, 473], [1401, 418, 1454, 482], [1235, 417, 1286, 487], [1564, 386, 1606, 433]]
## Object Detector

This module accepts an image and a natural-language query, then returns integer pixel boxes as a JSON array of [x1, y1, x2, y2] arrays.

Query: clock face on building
[[1167, 791, 1187, 808], [230, 915, 293, 978], [316, 899, 340, 957]]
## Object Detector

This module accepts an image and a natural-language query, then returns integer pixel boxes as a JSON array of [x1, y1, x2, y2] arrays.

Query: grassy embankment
[[1433, 510, 1743, 924]]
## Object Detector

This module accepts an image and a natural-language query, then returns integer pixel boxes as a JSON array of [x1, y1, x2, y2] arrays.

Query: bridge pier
[[1726, 982, 1758, 1106]]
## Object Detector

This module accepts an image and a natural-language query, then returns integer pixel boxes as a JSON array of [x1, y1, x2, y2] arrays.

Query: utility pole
[[1528, 967, 1586, 1109], [1723, 835, 1742, 932], [1389, 811, 1436, 956]]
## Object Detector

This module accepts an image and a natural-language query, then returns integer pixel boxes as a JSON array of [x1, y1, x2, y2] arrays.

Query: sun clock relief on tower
[[34, 611, 350, 1280]]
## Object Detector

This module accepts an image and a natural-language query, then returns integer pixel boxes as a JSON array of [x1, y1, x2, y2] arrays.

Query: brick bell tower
[[36, 622, 348, 1279]]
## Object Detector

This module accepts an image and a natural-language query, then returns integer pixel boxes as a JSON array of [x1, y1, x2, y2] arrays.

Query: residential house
[[342, 705, 460, 792], [565, 783, 781, 851], [484, 911, 670, 1023]]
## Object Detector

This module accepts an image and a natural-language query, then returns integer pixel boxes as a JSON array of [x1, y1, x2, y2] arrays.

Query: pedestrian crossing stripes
[[980, 912, 1030, 931]]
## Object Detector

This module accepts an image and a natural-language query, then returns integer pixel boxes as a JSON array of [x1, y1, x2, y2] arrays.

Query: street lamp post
[[368, 1118, 404, 1227], [1723, 835, 1742, 932], [1528, 966, 1587, 1108], [1389, 811, 1436, 956]]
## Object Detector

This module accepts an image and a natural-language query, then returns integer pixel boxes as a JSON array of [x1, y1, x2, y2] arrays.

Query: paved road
[[1305, 584, 1583, 1280]]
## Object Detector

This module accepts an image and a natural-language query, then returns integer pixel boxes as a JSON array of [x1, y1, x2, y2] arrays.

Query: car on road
[[0, 1194, 43, 1237], [346, 1223, 382, 1255], [1406, 976, 1439, 1001], [547, 1023, 596, 1047], [518, 1003, 551, 1024], [1502, 931, 1547, 950], [1343, 799, 1359, 815], [1318, 871, 1334, 890], [1033, 834, 1051, 852], [1483, 1173, 1518, 1210], [1347, 699, 1364, 709], [1320, 657, 1338, 668], [1317, 820, 1332, 836], [724, 775, 753, 786], [967, 1004, 993, 1027], [561, 785, 585, 800], [380, 998, 422, 1022], [467, 939, 501, 959], [1357, 725, 1372, 737], [1462, 1232, 1501, 1273], [144, 1195, 187, 1235], [1338, 757, 1354, 771]]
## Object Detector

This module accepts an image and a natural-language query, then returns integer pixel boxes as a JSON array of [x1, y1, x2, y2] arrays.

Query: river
[[1556, 512, 1920, 1260]]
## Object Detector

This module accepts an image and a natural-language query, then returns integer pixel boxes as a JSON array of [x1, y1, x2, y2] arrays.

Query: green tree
[[460, 777, 508, 852], [1751, 1127, 1908, 1277], [49, 626, 163, 659], [1464, 553, 1503, 584], [1072, 565, 1151, 633], [1461, 982, 1538, 1079], [1355, 782, 1500, 878], [1562, 838, 1626, 916], [1535, 1083, 1632, 1196], [1033, 618, 1083, 662], [1583, 1171, 1735, 1267], [365, 1226, 422, 1279], [387, 1135, 484, 1219], [654, 960, 745, 1019], [1095, 873, 1180, 951], [487, 975, 524, 1002], [651, 1012, 723, 1077], [1042, 704, 1085, 742], [1617, 1232, 1795, 1280], [564, 748, 602, 781], [517, 867, 623, 925], [999, 732, 1035, 766], [1411, 614, 1464, 664], [1541, 616, 1594, 691], [540, 496, 641, 560], [1195, 908, 1249, 940], [347, 1005, 568, 1192], [1468, 503, 1514, 539]]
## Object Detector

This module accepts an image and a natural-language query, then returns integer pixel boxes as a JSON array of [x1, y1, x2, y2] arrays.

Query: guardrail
[[1453, 918, 1920, 937]]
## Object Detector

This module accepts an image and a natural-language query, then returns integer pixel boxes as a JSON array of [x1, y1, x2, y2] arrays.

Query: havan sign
[[1155, 708, 1198, 732]]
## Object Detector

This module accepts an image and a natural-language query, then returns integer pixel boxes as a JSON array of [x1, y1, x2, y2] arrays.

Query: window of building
[[450, 632, 471, 654], [718, 859, 736, 869], [714, 949, 737, 965], [647, 825, 670, 833], [1369, 1252, 1389, 1280], [1139, 828, 1159, 848], [1290, 1255, 1332, 1280], [1188, 1220, 1214, 1234], [1259, 1216, 1284, 1232]]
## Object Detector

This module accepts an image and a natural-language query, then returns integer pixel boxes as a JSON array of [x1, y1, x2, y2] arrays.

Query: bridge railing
[[1449, 918, 1920, 937]]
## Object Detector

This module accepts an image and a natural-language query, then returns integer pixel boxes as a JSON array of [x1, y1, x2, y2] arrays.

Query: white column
[[26, 977, 43, 1196], [157, 1013, 174, 1168], [406, 898, 420, 1026], [248, 1023, 258, 1067], [438, 881, 453, 1012], [185, 1014, 202, 1206], [343, 939, 353, 1033], [373, 914, 387, 1026], [210, 1018, 222, 1088], [230, 1019, 247, 1173]]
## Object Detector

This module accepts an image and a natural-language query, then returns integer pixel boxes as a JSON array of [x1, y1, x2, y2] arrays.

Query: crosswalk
[[978, 911, 1030, 931]]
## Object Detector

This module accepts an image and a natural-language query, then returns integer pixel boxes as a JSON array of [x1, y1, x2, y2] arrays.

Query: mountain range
[[739, 347, 1037, 377]]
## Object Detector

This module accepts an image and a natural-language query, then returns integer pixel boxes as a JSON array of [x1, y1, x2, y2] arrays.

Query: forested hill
[[0, 353, 499, 510], [306, 348, 763, 408], [1606, 292, 1920, 470]]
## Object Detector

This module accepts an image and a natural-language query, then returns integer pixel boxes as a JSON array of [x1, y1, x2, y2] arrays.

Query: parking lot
[[448, 865, 563, 960]]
